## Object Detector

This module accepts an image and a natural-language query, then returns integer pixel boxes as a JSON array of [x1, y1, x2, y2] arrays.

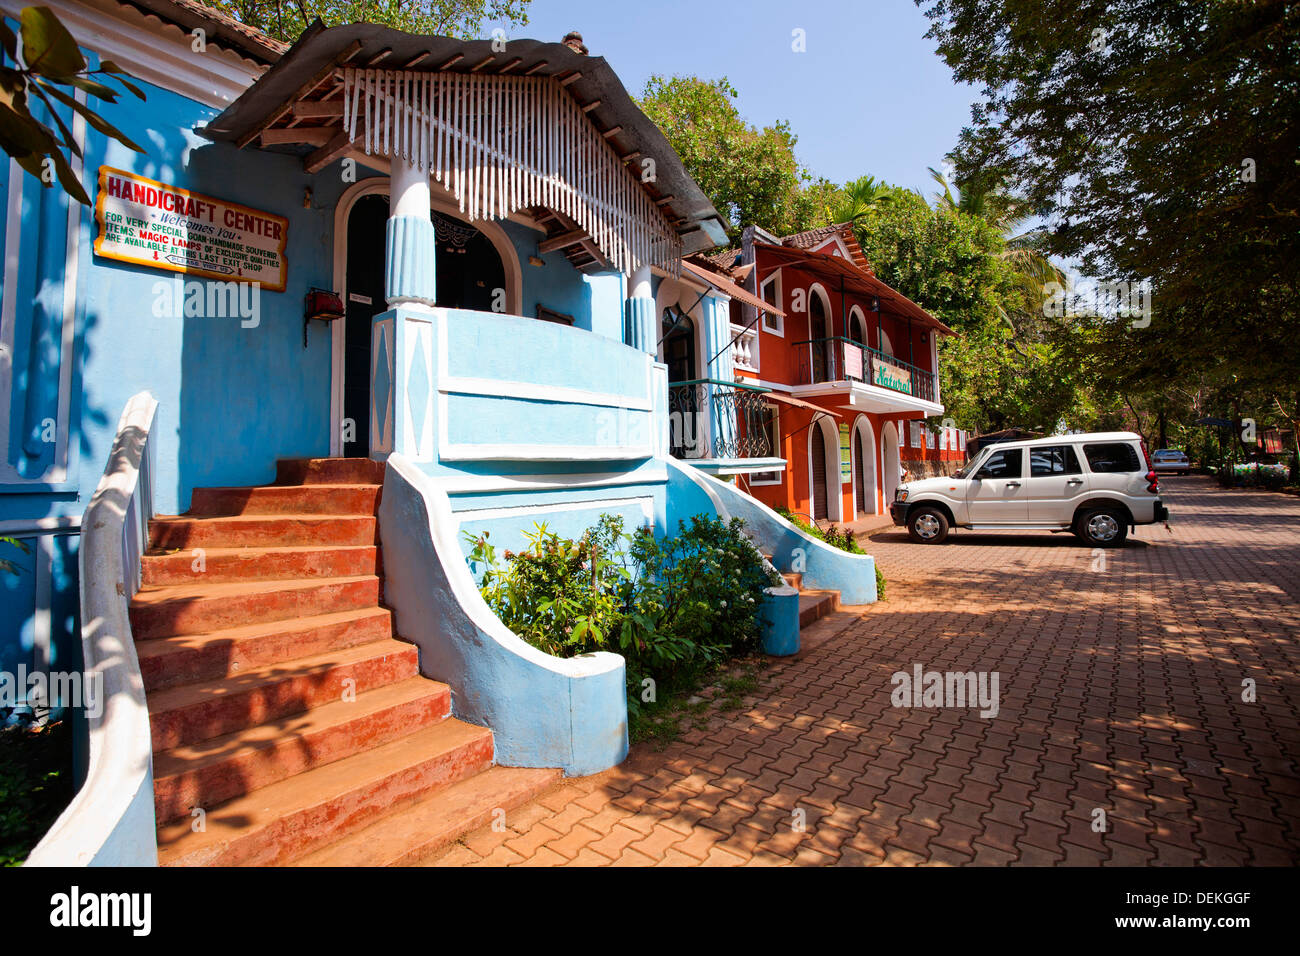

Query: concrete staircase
[[131, 457, 559, 866], [781, 569, 841, 629]]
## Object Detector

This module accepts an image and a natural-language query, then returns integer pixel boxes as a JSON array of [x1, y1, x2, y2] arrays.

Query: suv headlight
[[895, 488, 909, 502]]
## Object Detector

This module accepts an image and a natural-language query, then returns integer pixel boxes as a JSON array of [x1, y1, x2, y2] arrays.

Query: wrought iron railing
[[667, 379, 773, 460], [794, 336, 936, 403]]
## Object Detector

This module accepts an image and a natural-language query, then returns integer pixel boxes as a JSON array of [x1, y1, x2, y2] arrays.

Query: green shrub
[[466, 513, 775, 705], [0, 719, 73, 866], [775, 508, 864, 554]]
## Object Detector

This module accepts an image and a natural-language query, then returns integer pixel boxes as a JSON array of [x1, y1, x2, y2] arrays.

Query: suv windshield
[[954, 448, 992, 479]]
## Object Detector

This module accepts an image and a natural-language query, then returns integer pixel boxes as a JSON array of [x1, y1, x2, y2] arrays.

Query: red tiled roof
[[119, 0, 288, 64], [780, 222, 872, 273]]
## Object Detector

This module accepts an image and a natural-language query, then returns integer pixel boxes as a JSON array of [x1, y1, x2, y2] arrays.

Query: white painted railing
[[27, 392, 159, 866]]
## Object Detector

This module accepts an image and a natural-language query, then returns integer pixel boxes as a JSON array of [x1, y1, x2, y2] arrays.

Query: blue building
[[6, 1, 877, 865]]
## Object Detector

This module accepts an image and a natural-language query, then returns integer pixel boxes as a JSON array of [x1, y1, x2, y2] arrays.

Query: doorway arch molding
[[330, 176, 524, 454]]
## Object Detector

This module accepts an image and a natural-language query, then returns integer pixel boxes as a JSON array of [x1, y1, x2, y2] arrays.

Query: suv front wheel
[[908, 506, 951, 544], [1077, 508, 1128, 548]]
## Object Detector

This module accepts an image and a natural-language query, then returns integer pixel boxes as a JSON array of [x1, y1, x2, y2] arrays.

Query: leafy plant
[[776, 507, 864, 555], [466, 513, 776, 712], [1, 6, 146, 205], [0, 718, 73, 866], [466, 517, 626, 657]]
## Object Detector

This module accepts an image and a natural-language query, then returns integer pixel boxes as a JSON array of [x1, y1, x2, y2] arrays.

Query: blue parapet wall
[[377, 454, 629, 777], [665, 458, 878, 606]]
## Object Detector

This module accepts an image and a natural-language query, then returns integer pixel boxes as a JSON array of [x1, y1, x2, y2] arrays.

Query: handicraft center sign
[[93, 167, 288, 292]]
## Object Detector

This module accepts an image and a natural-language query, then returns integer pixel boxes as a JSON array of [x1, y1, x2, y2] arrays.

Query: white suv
[[890, 431, 1169, 547]]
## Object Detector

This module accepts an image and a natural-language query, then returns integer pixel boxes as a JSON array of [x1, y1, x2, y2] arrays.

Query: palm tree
[[929, 166, 1064, 329], [831, 175, 903, 227]]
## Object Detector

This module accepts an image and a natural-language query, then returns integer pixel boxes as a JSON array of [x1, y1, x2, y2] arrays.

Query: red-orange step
[[294, 766, 562, 867], [130, 575, 380, 639], [152, 677, 451, 824], [156, 718, 496, 867], [145, 638, 419, 752], [136, 606, 394, 692]]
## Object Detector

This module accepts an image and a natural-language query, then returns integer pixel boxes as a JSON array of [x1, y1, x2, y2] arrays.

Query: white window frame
[[759, 273, 784, 337], [749, 403, 783, 485]]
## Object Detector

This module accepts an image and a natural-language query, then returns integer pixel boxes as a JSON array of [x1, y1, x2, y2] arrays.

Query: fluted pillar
[[624, 264, 655, 354], [385, 158, 436, 308]]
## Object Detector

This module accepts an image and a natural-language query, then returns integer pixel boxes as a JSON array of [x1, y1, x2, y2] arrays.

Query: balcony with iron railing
[[794, 336, 937, 404], [667, 379, 777, 462]]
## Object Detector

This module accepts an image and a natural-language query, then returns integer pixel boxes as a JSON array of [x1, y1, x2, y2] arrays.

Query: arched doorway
[[807, 415, 840, 522], [810, 287, 832, 382], [339, 196, 509, 457], [433, 210, 506, 311], [331, 178, 522, 457], [663, 308, 700, 458], [848, 307, 868, 345], [882, 421, 901, 506], [810, 423, 829, 520], [853, 416, 877, 516]]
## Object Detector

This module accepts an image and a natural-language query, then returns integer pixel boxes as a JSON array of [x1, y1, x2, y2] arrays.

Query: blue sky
[[516, 0, 978, 196]]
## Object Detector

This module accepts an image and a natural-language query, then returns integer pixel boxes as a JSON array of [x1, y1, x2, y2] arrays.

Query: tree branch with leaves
[[0, 6, 146, 205]]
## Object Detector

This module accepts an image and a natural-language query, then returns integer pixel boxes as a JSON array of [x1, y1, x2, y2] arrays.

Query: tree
[[205, 0, 531, 44], [0, 6, 145, 205], [917, 0, 1300, 393], [638, 75, 822, 244], [851, 187, 1090, 434], [830, 174, 903, 228]]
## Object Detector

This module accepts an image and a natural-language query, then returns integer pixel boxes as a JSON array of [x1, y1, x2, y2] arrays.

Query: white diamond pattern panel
[[342, 68, 682, 277]]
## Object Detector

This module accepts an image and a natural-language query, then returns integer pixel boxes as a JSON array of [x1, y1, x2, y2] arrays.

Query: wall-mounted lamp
[[870, 296, 880, 312], [303, 287, 344, 347], [920, 330, 929, 343]]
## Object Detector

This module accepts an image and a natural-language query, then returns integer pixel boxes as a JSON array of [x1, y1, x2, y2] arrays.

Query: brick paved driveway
[[428, 476, 1300, 866]]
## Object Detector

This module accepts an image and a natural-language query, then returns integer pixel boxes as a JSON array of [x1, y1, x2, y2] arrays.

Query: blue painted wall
[[0, 23, 633, 679]]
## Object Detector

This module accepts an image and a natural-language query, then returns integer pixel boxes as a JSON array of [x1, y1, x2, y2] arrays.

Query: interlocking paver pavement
[[426, 477, 1300, 866]]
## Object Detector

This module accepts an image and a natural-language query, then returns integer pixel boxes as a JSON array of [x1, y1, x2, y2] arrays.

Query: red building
[[692, 223, 960, 524]]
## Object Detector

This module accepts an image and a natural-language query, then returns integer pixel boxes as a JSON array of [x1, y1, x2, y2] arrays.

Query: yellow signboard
[[93, 166, 288, 292]]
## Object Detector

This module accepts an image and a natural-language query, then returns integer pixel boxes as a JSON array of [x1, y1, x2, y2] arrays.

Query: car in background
[[1152, 448, 1191, 472], [890, 431, 1169, 547]]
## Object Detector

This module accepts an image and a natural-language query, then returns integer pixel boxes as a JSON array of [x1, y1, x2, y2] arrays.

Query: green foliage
[[466, 514, 775, 709], [0, 719, 73, 866], [637, 75, 826, 243], [466, 517, 625, 657], [850, 187, 1091, 434], [205, 0, 531, 44], [0, 6, 146, 205], [775, 507, 864, 555], [917, 0, 1299, 396]]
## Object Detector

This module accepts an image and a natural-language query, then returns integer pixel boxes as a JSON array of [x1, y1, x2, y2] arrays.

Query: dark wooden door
[[343, 194, 389, 458], [811, 426, 829, 519], [854, 429, 869, 516]]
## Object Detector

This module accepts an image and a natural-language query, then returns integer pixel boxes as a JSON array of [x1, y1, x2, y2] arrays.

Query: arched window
[[662, 308, 696, 384]]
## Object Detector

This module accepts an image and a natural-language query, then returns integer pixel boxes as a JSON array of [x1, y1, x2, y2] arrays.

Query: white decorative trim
[[331, 176, 525, 454], [439, 374, 654, 412], [402, 318, 434, 462], [881, 420, 901, 507], [438, 465, 667, 495], [852, 413, 879, 516], [452, 494, 654, 527], [0, 0, 263, 108], [759, 272, 784, 337], [807, 414, 843, 522]]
